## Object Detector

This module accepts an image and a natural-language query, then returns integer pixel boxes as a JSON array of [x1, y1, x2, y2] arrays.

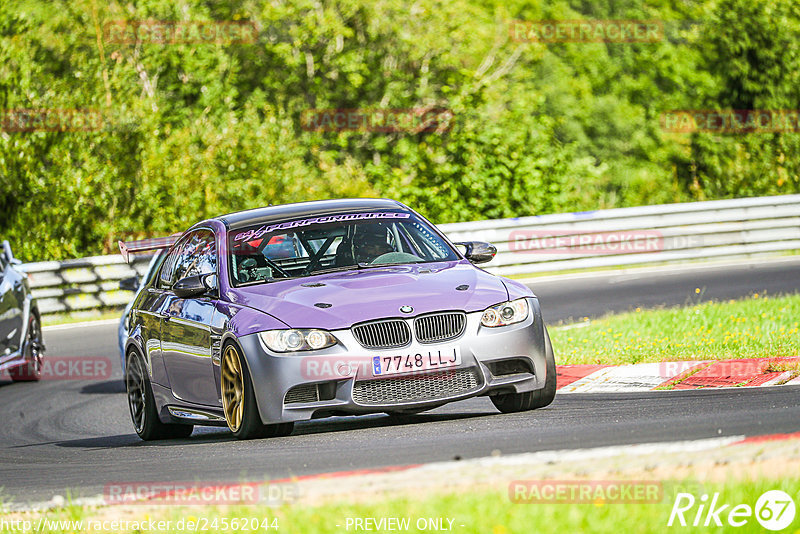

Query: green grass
[[550, 293, 800, 365], [4, 478, 799, 533]]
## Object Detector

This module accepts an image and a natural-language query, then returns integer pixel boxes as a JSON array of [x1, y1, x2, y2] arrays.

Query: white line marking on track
[[43, 318, 120, 332]]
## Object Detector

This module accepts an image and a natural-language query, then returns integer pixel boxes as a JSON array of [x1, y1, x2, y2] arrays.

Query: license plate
[[372, 347, 461, 376]]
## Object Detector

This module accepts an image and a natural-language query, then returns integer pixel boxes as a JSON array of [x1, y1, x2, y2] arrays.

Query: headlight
[[481, 298, 529, 327], [258, 329, 338, 352]]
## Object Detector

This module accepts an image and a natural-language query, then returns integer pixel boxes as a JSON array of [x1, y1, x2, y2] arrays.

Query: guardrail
[[20, 194, 800, 315], [21, 255, 152, 315], [442, 194, 800, 276]]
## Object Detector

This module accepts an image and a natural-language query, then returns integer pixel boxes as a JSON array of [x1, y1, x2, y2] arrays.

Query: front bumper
[[238, 297, 549, 424]]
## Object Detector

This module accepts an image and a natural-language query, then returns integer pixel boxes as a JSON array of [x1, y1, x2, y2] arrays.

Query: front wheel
[[491, 326, 557, 413], [9, 314, 43, 382], [221, 343, 293, 440], [126, 350, 193, 440]]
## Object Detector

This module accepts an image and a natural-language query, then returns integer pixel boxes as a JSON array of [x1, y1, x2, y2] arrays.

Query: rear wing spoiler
[[118, 233, 182, 263]]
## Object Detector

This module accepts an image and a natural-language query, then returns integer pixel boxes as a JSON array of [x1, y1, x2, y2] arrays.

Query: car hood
[[226, 260, 515, 330]]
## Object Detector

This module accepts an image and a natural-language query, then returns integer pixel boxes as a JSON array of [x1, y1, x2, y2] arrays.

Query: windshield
[[228, 211, 458, 287]]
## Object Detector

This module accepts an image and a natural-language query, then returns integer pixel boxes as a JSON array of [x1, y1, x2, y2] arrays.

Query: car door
[[159, 229, 220, 406], [0, 253, 24, 360], [0, 253, 11, 357], [132, 251, 174, 388]]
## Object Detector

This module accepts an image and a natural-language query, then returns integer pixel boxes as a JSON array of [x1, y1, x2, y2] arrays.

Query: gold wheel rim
[[221, 345, 244, 432]]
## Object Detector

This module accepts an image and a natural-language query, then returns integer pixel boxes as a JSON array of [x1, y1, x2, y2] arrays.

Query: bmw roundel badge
[[400, 305, 414, 314]]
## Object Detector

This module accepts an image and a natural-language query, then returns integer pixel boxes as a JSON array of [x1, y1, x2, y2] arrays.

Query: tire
[[491, 326, 557, 413], [221, 343, 293, 440], [126, 350, 193, 440], [9, 314, 43, 382]]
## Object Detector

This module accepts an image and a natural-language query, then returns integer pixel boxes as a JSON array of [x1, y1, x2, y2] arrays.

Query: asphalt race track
[[1, 258, 799, 505], [532, 257, 800, 323]]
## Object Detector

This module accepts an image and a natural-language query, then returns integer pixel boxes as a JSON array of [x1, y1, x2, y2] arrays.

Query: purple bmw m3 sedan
[[121, 199, 556, 440]]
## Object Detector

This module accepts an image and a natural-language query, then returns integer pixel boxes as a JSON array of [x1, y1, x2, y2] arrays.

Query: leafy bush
[[1, 0, 798, 261]]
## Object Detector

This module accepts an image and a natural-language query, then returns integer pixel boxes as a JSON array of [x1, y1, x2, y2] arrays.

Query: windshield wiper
[[236, 277, 284, 287], [306, 264, 363, 276], [307, 260, 425, 276], [357, 261, 423, 268]]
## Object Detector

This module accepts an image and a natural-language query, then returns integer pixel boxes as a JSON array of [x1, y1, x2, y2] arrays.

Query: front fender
[[227, 306, 289, 336], [218, 333, 275, 424]]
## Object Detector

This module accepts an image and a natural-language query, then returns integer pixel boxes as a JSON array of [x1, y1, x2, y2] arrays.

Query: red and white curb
[[557, 357, 800, 393]]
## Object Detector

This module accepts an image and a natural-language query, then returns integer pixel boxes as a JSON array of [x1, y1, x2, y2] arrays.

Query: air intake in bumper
[[284, 384, 319, 404], [352, 368, 480, 405]]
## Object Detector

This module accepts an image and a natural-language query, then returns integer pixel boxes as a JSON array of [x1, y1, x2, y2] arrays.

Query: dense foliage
[[1, 0, 799, 260]]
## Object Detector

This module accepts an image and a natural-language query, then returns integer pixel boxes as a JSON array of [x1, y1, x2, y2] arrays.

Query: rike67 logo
[[668, 490, 796, 531]]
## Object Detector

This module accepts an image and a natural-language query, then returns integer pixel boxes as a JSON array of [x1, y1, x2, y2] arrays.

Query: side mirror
[[456, 241, 497, 264], [119, 276, 140, 292], [173, 274, 217, 298]]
